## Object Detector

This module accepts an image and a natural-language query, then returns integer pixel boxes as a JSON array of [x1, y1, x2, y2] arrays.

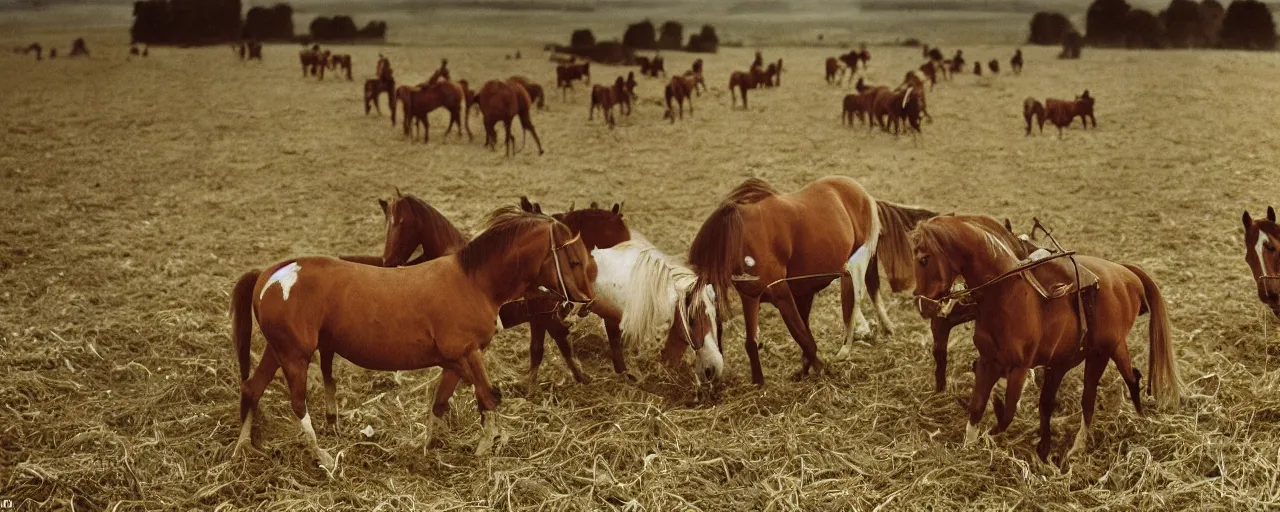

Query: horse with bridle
[[1244, 207, 1280, 319], [910, 215, 1180, 463], [230, 207, 595, 466]]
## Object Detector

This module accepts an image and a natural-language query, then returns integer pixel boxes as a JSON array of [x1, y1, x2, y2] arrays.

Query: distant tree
[[357, 21, 387, 39], [1060, 30, 1084, 58], [623, 19, 656, 49], [687, 24, 719, 53], [658, 20, 683, 50], [1124, 9, 1167, 48], [243, 3, 293, 41], [1086, 0, 1132, 46], [309, 17, 333, 40], [1219, 0, 1276, 49], [1028, 11, 1077, 45], [1160, 0, 1204, 47], [570, 28, 595, 48], [130, 0, 241, 45], [1199, 0, 1225, 46]]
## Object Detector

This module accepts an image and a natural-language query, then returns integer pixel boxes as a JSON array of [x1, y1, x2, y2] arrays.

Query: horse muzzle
[[915, 295, 956, 319]]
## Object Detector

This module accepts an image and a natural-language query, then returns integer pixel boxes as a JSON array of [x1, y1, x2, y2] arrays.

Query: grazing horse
[[910, 215, 1180, 463], [663, 73, 699, 122], [837, 51, 861, 83], [688, 177, 896, 385], [918, 61, 939, 88], [508, 76, 546, 110], [329, 54, 353, 80], [478, 79, 544, 156], [612, 76, 632, 115], [556, 62, 591, 98], [825, 57, 840, 84], [871, 86, 924, 134], [988, 59, 1000, 74], [1011, 49, 1024, 74], [1023, 98, 1046, 135], [230, 208, 596, 465], [402, 80, 469, 143], [1044, 90, 1096, 136], [589, 83, 619, 127], [20, 42, 43, 60], [762, 59, 783, 87], [729, 69, 758, 109], [625, 72, 638, 99], [299, 48, 323, 78], [1243, 207, 1280, 319]]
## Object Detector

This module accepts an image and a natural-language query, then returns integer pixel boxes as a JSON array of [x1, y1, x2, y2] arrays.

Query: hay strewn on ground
[[3, 9, 1280, 510]]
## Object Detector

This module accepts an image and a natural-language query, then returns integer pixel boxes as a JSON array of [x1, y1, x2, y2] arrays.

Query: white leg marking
[[261, 262, 302, 301], [495, 315, 505, 331], [233, 415, 254, 456], [300, 413, 334, 469], [842, 245, 874, 350], [474, 412, 500, 456], [1066, 414, 1089, 461], [964, 421, 980, 447]]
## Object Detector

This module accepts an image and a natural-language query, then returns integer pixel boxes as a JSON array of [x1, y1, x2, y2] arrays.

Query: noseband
[[545, 227, 593, 309]]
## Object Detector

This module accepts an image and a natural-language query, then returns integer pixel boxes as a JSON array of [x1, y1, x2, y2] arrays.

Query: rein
[[730, 272, 848, 298], [545, 228, 592, 309]]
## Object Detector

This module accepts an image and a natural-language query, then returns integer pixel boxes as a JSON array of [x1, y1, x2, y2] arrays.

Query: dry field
[[4, 7, 1280, 510]]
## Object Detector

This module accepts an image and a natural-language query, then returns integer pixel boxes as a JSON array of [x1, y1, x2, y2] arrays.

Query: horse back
[[742, 177, 874, 279]]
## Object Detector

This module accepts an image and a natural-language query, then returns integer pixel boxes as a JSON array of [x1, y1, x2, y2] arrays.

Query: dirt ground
[[4, 7, 1280, 510]]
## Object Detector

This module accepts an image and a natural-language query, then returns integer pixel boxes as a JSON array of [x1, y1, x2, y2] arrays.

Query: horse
[[230, 208, 596, 466], [663, 73, 698, 122], [612, 76, 632, 116], [1023, 98, 1046, 135], [729, 70, 758, 109], [556, 62, 591, 98], [299, 48, 322, 78], [508, 76, 546, 110], [918, 61, 939, 88], [825, 57, 840, 84], [1243, 207, 1280, 319], [640, 55, 665, 77], [762, 59, 783, 87], [691, 58, 704, 77], [478, 79, 544, 156], [329, 54, 353, 80], [950, 50, 966, 73], [402, 80, 469, 143], [910, 215, 1180, 463], [1011, 49, 1024, 74], [21, 42, 43, 60], [837, 51, 861, 82], [871, 86, 923, 134], [364, 77, 397, 116], [988, 59, 1000, 74], [973, 62, 983, 76], [687, 177, 908, 385], [625, 72, 638, 100], [1045, 90, 1096, 136], [589, 83, 619, 128]]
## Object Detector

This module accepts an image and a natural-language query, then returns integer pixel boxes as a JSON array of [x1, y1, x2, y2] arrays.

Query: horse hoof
[[316, 450, 336, 471], [832, 344, 853, 362]]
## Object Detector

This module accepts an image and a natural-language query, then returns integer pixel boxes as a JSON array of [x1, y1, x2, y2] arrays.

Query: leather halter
[[546, 228, 592, 308]]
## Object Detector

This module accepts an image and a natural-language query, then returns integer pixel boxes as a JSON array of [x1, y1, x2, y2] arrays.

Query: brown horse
[[556, 62, 591, 98], [910, 215, 1179, 463], [625, 72, 638, 100], [765, 59, 783, 87], [589, 83, 619, 127], [870, 86, 923, 134], [688, 177, 898, 385], [230, 208, 596, 465], [1011, 49, 1024, 74], [329, 54, 353, 80], [478, 79, 544, 156], [364, 77, 396, 116], [402, 80, 469, 143], [639, 55, 665, 77], [299, 48, 322, 78], [612, 76, 633, 116], [508, 76, 546, 110], [663, 73, 698, 122], [1023, 98, 1046, 135], [1045, 90, 1096, 136], [1244, 207, 1280, 319], [729, 70, 758, 109], [918, 61, 939, 88], [987, 59, 1000, 74], [825, 57, 841, 84]]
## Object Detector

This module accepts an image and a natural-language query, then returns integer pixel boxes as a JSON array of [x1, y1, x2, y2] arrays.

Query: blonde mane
[[605, 239, 716, 347]]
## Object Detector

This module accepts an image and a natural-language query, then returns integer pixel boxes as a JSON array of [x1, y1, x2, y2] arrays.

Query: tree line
[[1027, 0, 1275, 51], [131, 0, 387, 45]]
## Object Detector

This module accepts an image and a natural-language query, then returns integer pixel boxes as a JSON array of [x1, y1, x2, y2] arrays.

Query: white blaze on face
[[261, 262, 302, 301], [744, 256, 756, 268], [693, 284, 723, 382], [1257, 235, 1271, 274]]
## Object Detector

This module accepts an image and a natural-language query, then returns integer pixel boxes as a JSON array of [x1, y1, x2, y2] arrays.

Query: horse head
[[379, 193, 422, 267], [1243, 207, 1280, 318], [554, 202, 630, 251]]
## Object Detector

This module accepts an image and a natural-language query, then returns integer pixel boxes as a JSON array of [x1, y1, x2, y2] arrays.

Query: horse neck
[[952, 229, 1021, 288], [471, 225, 553, 305]]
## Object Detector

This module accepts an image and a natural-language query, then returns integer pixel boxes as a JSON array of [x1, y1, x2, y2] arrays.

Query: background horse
[[329, 54, 353, 80], [479, 80, 544, 155], [910, 215, 1180, 463], [589, 83, 619, 127], [663, 73, 698, 122], [508, 76, 546, 110], [363, 77, 396, 116], [729, 70, 757, 109], [1243, 207, 1280, 319], [230, 208, 595, 465], [1045, 90, 1096, 135], [1023, 98, 1046, 135], [556, 63, 590, 98], [402, 80, 469, 143], [825, 57, 840, 84], [688, 176, 891, 385], [299, 48, 322, 78]]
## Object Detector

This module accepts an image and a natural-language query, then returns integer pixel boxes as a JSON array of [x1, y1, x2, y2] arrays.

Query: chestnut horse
[[613, 76, 633, 116], [478, 79, 544, 156], [299, 48, 322, 78], [508, 76, 546, 110], [590, 83, 620, 127], [230, 208, 596, 466], [663, 73, 699, 122], [825, 57, 840, 84], [688, 176, 896, 385], [1045, 90, 1096, 136], [556, 62, 591, 98], [363, 78, 395, 116], [729, 69, 758, 109], [910, 215, 1179, 463], [329, 54, 353, 80], [1023, 98, 1046, 135], [402, 80, 469, 143], [1243, 206, 1280, 319]]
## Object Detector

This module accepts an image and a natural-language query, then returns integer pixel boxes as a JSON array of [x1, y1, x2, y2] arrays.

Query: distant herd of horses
[[226, 156, 1280, 471]]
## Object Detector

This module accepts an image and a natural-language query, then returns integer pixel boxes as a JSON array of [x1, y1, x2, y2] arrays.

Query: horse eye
[[919, 255, 930, 267], [570, 259, 581, 268], [1268, 243, 1277, 253]]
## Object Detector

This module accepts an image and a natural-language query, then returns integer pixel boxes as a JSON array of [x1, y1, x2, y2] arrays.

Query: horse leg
[[604, 316, 627, 375], [460, 349, 503, 456], [527, 319, 548, 394], [795, 292, 815, 330], [742, 89, 749, 110], [234, 345, 282, 456], [930, 317, 957, 393], [1036, 366, 1067, 461], [426, 367, 461, 449], [547, 316, 590, 384], [281, 352, 332, 469], [423, 113, 430, 144], [990, 366, 1028, 435], [770, 285, 824, 381], [742, 295, 765, 385], [1111, 340, 1143, 415], [503, 119, 514, 156], [519, 112, 544, 155], [964, 357, 1000, 447], [867, 258, 895, 336], [835, 244, 874, 360], [1065, 355, 1107, 466], [320, 347, 339, 431]]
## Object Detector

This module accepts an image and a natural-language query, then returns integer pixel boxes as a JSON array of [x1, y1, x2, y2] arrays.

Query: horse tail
[[1122, 264, 1180, 410], [230, 270, 260, 382], [688, 202, 744, 318]]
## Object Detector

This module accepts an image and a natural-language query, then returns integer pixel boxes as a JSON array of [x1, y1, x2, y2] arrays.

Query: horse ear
[[612, 203, 621, 215], [1004, 218, 1013, 233], [1244, 211, 1254, 230], [1269, 206, 1276, 222], [520, 196, 534, 212], [590, 201, 599, 209], [379, 199, 389, 216], [534, 203, 542, 214], [394, 187, 403, 198]]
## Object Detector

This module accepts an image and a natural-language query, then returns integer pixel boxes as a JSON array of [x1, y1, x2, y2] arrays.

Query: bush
[[1219, 0, 1277, 49], [658, 21, 683, 50], [1028, 11, 1077, 45], [1086, 0, 1132, 46], [1060, 30, 1084, 58], [243, 3, 293, 41], [1199, 0, 1225, 46], [623, 20, 656, 49], [131, 0, 242, 45], [1160, 0, 1203, 47], [310, 15, 383, 41], [1124, 9, 1167, 48], [358, 21, 386, 39], [687, 24, 719, 53], [570, 29, 595, 48]]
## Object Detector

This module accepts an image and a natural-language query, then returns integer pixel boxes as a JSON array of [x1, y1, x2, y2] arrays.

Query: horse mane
[[910, 216, 1023, 269], [459, 206, 556, 276], [725, 178, 779, 205], [611, 240, 713, 346], [876, 201, 939, 292], [400, 195, 467, 253]]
